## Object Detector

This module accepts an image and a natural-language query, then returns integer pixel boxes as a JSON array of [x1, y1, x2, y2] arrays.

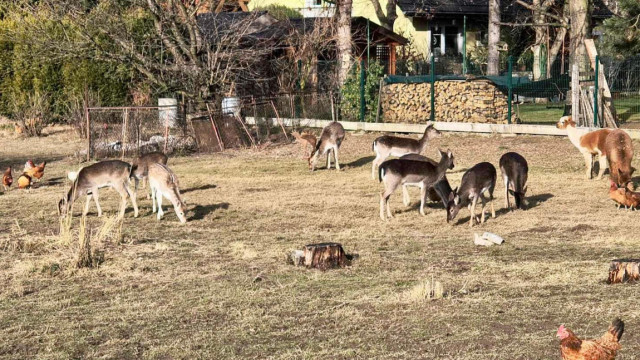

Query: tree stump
[[303, 243, 349, 270], [608, 259, 640, 284]]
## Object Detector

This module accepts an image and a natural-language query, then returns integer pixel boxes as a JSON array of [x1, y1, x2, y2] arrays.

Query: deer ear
[[454, 195, 460, 205], [448, 192, 455, 201], [447, 149, 452, 157]]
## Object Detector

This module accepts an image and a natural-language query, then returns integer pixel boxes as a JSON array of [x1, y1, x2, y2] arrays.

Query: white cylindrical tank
[[158, 98, 178, 128], [222, 97, 241, 117]]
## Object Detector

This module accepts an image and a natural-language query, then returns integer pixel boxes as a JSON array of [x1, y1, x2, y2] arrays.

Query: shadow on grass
[[346, 156, 375, 168], [182, 184, 217, 194], [190, 202, 229, 221], [448, 193, 554, 226], [42, 176, 65, 186]]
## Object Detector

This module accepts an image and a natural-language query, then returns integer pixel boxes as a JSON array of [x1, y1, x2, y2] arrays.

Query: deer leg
[[372, 156, 381, 180], [419, 184, 427, 216], [480, 195, 487, 223], [503, 175, 510, 209], [326, 149, 332, 169], [597, 154, 607, 180], [91, 187, 103, 217], [489, 185, 496, 218], [402, 185, 410, 206], [156, 190, 165, 220], [583, 152, 593, 179], [380, 180, 399, 221], [83, 194, 93, 217], [334, 146, 340, 171], [469, 195, 478, 227], [125, 182, 139, 218]]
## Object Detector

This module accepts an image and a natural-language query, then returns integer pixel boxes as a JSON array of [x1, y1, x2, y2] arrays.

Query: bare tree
[[369, 0, 398, 31], [336, 0, 353, 85], [487, 0, 501, 75], [570, 0, 590, 120]]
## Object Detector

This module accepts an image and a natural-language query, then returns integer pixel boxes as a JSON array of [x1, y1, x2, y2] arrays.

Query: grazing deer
[[371, 125, 441, 179], [446, 162, 496, 227], [399, 153, 453, 208], [378, 149, 454, 221], [148, 163, 187, 223], [309, 121, 345, 171], [499, 152, 528, 210], [131, 152, 169, 198], [291, 131, 317, 158], [556, 116, 612, 179], [58, 160, 139, 219], [604, 129, 635, 187]]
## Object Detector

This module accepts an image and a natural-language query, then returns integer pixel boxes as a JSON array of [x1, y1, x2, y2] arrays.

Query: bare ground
[[1, 127, 640, 359]]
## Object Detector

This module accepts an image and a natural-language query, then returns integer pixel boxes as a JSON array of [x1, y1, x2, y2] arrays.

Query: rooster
[[24, 161, 46, 182], [23, 160, 35, 172], [2, 167, 12, 191], [557, 318, 624, 360], [608, 181, 636, 210]]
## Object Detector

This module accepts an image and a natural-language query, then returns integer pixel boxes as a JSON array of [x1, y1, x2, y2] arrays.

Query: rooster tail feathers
[[610, 318, 624, 342]]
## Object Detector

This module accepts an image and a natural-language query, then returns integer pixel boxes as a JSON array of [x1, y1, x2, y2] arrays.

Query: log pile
[[381, 80, 509, 124]]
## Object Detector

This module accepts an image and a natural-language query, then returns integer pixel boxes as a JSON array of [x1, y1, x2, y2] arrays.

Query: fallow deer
[[399, 153, 452, 208], [291, 131, 317, 159], [58, 160, 139, 219], [446, 162, 496, 227], [604, 129, 635, 187], [556, 116, 612, 179], [499, 152, 528, 210], [371, 125, 441, 179], [131, 152, 169, 198], [148, 163, 187, 223], [309, 121, 345, 171], [378, 149, 454, 221]]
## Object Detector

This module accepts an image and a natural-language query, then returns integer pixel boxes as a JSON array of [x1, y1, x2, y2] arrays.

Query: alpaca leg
[[583, 152, 593, 179], [597, 154, 607, 180]]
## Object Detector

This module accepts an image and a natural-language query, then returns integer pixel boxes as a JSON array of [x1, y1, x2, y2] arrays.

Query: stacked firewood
[[381, 80, 509, 124]]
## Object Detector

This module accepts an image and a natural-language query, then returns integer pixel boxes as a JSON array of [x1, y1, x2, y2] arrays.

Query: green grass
[[515, 103, 565, 124], [1, 128, 640, 358]]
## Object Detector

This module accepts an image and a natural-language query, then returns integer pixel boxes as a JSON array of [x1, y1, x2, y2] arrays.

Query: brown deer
[[309, 122, 345, 171], [371, 125, 441, 179], [58, 160, 139, 219], [556, 116, 612, 179], [499, 152, 528, 210], [131, 152, 169, 198], [148, 163, 187, 223], [446, 162, 496, 227], [398, 153, 453, 209], [291, 131, 317, 159], [378, 149, 454, 221], [604, 129, 635, 187]]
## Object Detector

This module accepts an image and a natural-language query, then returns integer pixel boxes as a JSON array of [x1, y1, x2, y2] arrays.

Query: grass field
[[1, 127, 640, 359]]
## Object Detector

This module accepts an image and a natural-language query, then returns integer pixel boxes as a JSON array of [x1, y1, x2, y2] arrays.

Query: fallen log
[[608, 259, 640, 284], [289, 243, 350, 270]]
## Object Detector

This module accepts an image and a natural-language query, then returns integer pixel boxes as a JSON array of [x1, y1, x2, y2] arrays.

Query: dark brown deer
[[399, 153, 452, 208], [58, 160, 139, 219], [604, 129, 635, 187], [378, 149, 454, 221], [499, 152, 528, 210], [446, 162, 496, 227], [371, 125, 441, 179], [309, 122, 345, 171]]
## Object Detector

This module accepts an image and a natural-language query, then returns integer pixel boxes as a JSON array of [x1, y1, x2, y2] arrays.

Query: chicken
[[17, 173, 31, 189], [24, 161, 46, 181], [24, 160, 35, 172], [2, 167, 12, 191], [557, 318, 624, 360], [608, 181, 636, 210]]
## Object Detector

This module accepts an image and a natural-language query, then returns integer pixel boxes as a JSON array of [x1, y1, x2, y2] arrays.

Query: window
[[444, 26, 459, 55]]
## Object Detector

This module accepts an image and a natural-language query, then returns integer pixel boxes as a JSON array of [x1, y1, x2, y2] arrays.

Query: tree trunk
[[369, 0, 397, 31], [337, 0, 353, 86], [487, 0, 501, 76], [608, 259, 640, 284], [569, 0, 591, 119], [303, 242, 349, 269]]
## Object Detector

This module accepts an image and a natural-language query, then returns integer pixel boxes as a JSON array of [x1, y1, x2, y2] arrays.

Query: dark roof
[[197, 12, 279, 42], [285, 17, 408, 45], [398, 0, 616, 19]]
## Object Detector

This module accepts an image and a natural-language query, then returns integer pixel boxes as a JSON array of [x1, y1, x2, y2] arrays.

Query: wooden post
[[571, 63, 581, 125], [163, 116, 169, 154], [121, 108, 129, 159], [389, 43, 397, 75], [205, 103, 224, 151], [84, 84, 91, 161], [330, 91, 335, 122], [270, 100, 289, 141], [234, 113, 256, 149], [376, 78, 384, 123], [301, 243, 349, 270], [252, 96, 261, 142]]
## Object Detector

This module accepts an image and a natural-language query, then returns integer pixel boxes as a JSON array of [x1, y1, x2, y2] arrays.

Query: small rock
[[474, 233, 494, 247]]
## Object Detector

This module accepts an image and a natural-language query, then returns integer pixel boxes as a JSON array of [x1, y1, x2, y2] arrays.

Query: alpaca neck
[[565, 124, 583, 150]]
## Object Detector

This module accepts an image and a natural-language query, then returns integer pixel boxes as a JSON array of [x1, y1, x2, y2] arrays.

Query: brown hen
[[2, 167, 12, 191], [558, 319, 624, 360]]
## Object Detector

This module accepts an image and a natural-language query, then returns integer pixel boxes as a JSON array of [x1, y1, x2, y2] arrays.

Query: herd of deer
[[54, 114, 634, 225], [58, 152, 187, 223]]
